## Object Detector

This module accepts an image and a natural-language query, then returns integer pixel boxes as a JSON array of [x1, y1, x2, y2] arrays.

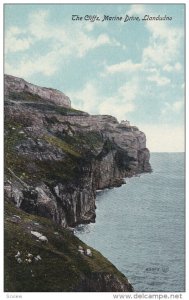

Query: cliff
[[5, 74, 71, 108], [4, 74, 151, 227], [4, 74, 151, 292], [5, 200, 133, 292]]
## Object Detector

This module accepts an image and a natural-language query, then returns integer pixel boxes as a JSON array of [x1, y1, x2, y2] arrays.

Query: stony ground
[[5, 200, 133, 292]]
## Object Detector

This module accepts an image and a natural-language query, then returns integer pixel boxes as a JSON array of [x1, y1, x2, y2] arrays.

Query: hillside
[[4, 74, 151, 291]]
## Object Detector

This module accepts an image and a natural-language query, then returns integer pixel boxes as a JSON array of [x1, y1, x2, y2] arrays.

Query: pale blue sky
[[4, 4, 185, 151]]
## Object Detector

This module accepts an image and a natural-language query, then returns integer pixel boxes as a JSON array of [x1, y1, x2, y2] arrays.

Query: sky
[[4, 4, 185, 152]]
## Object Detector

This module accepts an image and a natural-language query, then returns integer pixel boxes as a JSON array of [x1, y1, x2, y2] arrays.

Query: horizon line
[[150, 151, 185, 153]]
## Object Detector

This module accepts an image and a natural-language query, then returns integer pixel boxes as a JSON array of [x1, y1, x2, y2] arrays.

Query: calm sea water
[[75, 153, 185, 292]]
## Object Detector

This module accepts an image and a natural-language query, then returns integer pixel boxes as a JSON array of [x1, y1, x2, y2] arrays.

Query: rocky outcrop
[[4, 74, 151, 228], [74, 272, 133, 292], [5, 74, 71, 108]]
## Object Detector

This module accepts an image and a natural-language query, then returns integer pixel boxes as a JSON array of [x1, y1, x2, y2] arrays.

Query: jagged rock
[[74, 272, 133, 292], [27, 253, 33, 258], [86, 248, 92, 257], [35, 255, 42, 261], [31, 231, 48, 242], [10, 216, 21, 224], [31, 231, 43, 238], [4, 74, 151, 229], [78, 249, 84, 255], [39, 236, 48, 242], [5, 74, 71, 108], [78, 245, 84, 255], [15, 251, 21, 258], [33, 222, 40, 226], [4, 185, 23, 208], [13, 215, 21, 220], [16, 258, 22, 264]]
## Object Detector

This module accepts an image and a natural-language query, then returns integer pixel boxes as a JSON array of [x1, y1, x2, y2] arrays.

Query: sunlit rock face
[[4, 74, 151, 228]]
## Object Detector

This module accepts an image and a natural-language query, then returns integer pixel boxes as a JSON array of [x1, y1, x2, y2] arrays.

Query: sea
[[75, 153, 185, 292]]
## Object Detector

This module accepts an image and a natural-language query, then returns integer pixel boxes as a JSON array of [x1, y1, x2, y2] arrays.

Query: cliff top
[[4, 74, 71, 108]]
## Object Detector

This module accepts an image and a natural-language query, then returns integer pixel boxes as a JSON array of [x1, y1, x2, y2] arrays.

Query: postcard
[[3, 2, 186, 299]]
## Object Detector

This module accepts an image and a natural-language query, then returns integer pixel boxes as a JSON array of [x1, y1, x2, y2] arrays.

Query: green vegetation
[[74, 131, 103, 149], [35, 157, 81, 184], [5, 200, 128, 292], [22, 102, 84, 116], [54, 105, 86, 116], [4, 121, 27, 179], [8, 91, 44, 103], [4, 117, 103, 186], [57, 131, 103, 155], [7, 90, 86, 116], [44, 134, 81, 158], [4, 119, 82, 185]]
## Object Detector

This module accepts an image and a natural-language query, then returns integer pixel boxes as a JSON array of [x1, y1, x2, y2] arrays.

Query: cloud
[[5, 9, 113, 77], [163, 62, 182, 72], [5, 26, 33, 54], [84, 22, 95, 32], [138, 123, 184, 152], [161, 100, 184, 116], [76, 33, 111, 57], [117, 80, 139, 102], [147, 73, 170, 86], [5, 47, 62, 78], [28, 10, 51, 40], [103, 60, 142, 75], [28, 10, 111, 57], [69, 79, 138, 120], [69, 82, 100, 114], [99, 100, 135, 121], [127, 6, 184, 70], [101, 6, 182, 89], [142, 22, 183, 66], [128, 4, 145, 15]]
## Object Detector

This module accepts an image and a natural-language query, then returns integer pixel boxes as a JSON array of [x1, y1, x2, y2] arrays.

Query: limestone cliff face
[[4, 74, 151, 228], [5, 74, 71, 108]]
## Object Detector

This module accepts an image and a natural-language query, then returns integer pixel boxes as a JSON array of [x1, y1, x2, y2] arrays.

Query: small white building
[[121, 120, 130, 126]]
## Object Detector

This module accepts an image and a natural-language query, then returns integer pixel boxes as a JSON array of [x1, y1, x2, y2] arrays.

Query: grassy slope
[[5, 200, 128, 292]]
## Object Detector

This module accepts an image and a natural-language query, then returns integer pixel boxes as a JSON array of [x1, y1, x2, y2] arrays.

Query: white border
[[1, 1, 188, 299]]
